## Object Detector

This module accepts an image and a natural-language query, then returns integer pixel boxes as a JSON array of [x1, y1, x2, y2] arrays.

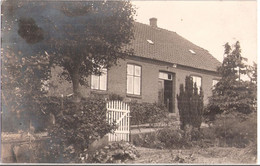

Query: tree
[[48, 1, 136, 101], [2, 0, 136, 102], [1, 0, 136, 131], [1, 47, 51, 131], [177, 76, 204, 130], [1, 0, 52, 131], [206, 41, 257, 116], [218, 41, 247, 82], [247, 62, 257, 84]]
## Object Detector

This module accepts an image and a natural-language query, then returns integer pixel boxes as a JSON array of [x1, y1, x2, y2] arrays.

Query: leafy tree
[[1, 0, 52, 131], [2, 1, 136, 162], [48, 1, 136, 101], [1, 0, 135, 131], [2, 0, 135, 102], [1, 47, 51, 131], [218, 41, 247, 81], [177, 76, 204, 130], [206, 41, 257, 116], [247, 62, 257, 84]]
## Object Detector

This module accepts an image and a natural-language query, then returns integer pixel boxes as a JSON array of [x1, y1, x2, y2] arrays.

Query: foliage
[[1, 49, 51, 132], [45, 96, 115, 162], [88, 141, 140, 163], [247, 62, 257, 84], [157, 128, 188, 149], [2, 0, 136, 100], [132, 113, 256, 150], [1, 0, 136, 133], [177, 76, 204, 130], [51, 1, 136, 99], [1, 1, 55, 132], [208, 112, 257, 148], [108, 93, 124, 101], [207, 41, 257, 116], [132, 132, 165, 149], [132, 127, 205, 150], [128, 101, 168, 125]]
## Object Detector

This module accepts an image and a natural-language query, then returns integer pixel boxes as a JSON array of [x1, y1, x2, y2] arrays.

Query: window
[[127, 64, 141, 95], [189, 49, 196, 54], [191, 76, 202, 93], [212, 79, 219, 89], [147, 39, 154, 45], [159, 72, 172, 80], [91, 68, 107, 91]]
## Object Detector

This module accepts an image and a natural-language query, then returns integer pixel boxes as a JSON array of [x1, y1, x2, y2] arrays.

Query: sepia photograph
[[1, 0, 257, 164]]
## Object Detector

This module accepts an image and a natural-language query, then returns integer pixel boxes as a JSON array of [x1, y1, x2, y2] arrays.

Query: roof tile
[[126, 22, 221, 72]]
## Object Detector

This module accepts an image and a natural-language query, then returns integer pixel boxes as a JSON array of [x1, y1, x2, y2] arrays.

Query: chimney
[[149, 17, 157, 27]]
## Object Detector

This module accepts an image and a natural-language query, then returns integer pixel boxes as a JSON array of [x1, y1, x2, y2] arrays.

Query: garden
[[127, 42, 257, 164]]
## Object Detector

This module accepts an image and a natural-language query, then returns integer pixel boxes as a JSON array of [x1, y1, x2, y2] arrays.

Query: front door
[[164, 80, 173, 113], [158, 72, 174, 113], [158, 80, 164, 106]]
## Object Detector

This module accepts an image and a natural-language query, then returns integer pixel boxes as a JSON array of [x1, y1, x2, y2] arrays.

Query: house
[[49, 18, 221, 114], [2, 0, 220, 115]]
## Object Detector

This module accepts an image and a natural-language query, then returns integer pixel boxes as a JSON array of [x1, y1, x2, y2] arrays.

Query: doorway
[[158, 72, 174, 113]]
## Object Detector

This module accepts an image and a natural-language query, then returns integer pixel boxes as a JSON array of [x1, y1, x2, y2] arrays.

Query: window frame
[[159, 71, 173, 80], [126, 63, 142, 96], [190, 75, 202, 93], [90, 68, 108, 91]]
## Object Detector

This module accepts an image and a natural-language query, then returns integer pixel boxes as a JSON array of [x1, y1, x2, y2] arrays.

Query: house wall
[[109, 56, 220, 114], [48, 56, 220, 115]]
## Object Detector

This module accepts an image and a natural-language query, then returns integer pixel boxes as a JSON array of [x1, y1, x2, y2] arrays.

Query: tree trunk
[[71, 68, 81, 103]]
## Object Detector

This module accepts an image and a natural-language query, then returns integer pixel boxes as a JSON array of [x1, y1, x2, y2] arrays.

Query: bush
[[200, 127, 216, 141], [45, 96, 115, 162], [177, 76, 204, 130], [213, 112, 256, 148], [132, 127, 209, 149], [129, 101, 168, 126], [157, 127, 187, 149], [201, 112, 257, 148], [2, 96, 55, 133], [132, 132, 165, 149], [88, 141, 140, 163], [108, 93, 124, 101]]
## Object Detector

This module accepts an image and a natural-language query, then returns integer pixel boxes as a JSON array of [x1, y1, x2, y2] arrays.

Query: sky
[[132, 1, 257, 65]]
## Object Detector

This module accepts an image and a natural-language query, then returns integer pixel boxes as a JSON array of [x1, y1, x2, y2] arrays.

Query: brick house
[[49, 18, 221, 114]]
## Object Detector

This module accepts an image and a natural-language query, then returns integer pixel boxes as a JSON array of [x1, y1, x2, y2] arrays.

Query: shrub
[[2, 96, 56, 133], [132, 132, 165, 149], [129, 101, 168, 126], [108, 93, 124, 101], [177, 76, 203, 130], [156, 127, 193, 149], [202, 112, 257, 148], [88, 141, 140, 163], [200, 127, 217, 141], [45, 96, 115, 162], [132, 127, 208, 149]]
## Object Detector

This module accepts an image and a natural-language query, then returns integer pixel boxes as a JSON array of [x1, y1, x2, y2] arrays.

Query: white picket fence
[[106, 100, 130, 142]]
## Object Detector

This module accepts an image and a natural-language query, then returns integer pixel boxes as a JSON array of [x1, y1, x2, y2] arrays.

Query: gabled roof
[[126, 22, 221, 72]]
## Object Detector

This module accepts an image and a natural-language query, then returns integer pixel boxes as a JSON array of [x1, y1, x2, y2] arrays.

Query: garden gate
[[106, 101, 130, 142]]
